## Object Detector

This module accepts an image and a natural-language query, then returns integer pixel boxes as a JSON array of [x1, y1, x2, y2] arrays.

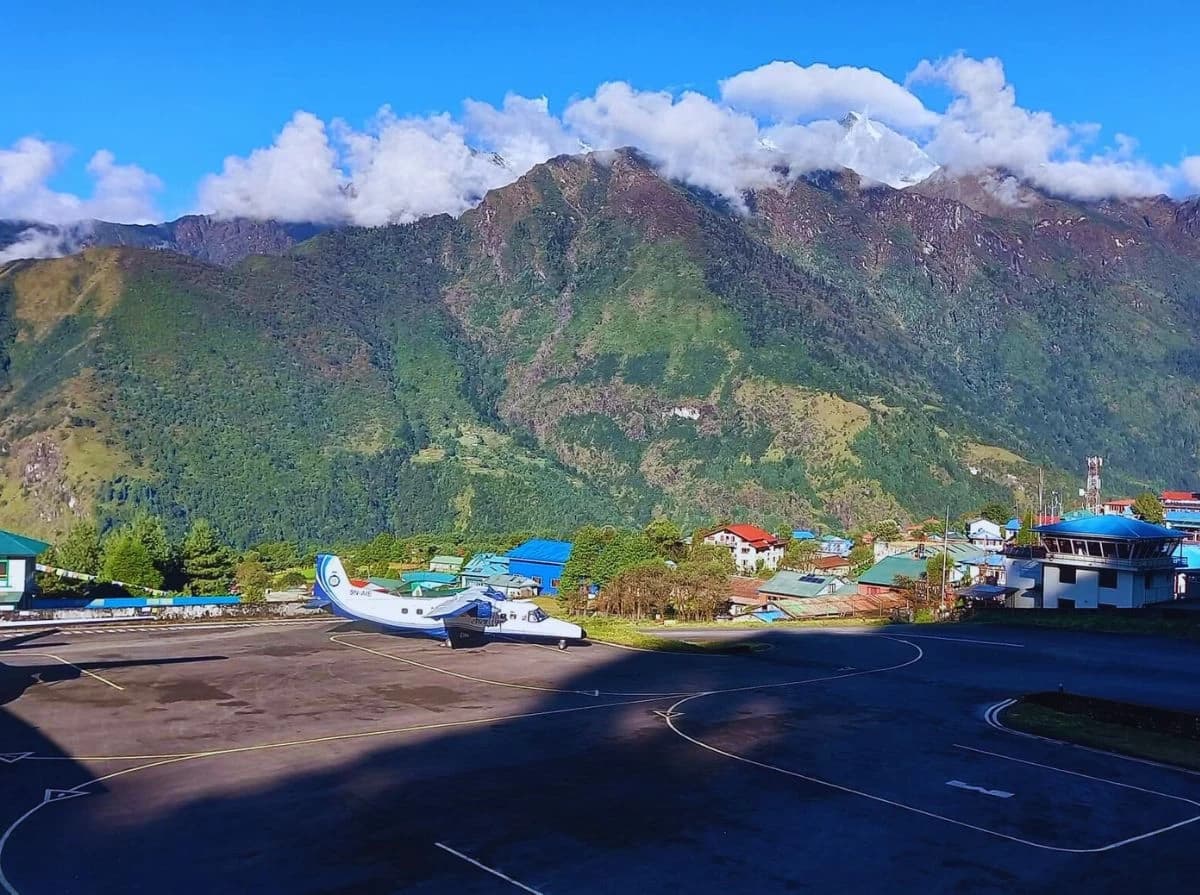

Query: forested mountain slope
[[2, 150, 1198, 545]]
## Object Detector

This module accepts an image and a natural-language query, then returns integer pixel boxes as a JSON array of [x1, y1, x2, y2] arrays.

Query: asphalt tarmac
[[2, 618, 1199, 894]]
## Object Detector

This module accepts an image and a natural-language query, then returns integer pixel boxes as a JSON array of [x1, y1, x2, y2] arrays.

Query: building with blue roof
[[460, 552, 510, 586], [791, 529, 816, 541], [819, 535, 853, 557], [1003, 515, 1185, 609], [505, 539, 573, 595]]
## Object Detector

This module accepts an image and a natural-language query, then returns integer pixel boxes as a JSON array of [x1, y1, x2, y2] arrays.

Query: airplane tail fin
[[314, 554, 353, 613]]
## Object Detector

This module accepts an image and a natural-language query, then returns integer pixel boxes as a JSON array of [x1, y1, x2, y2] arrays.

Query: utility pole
[[940, 504, 951, 616]]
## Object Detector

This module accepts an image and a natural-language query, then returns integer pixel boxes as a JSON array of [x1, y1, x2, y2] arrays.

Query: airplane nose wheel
[[557, 638, 568, 650]]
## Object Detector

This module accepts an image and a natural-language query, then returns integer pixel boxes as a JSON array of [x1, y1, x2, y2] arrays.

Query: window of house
[[0, 560, 7, 586], [551, 578, 560, 589], [1058, 566, 1077, 584], [1098, 569, 1117, 589]]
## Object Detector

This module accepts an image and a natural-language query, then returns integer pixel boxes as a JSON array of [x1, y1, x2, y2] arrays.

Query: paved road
[[2, 620, 1199, 893]]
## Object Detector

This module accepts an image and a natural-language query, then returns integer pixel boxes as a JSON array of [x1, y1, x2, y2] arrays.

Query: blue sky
[[2, 0, 1198, 221]]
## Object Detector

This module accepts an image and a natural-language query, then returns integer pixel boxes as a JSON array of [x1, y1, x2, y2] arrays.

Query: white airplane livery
[[314, 554, 587, 649]]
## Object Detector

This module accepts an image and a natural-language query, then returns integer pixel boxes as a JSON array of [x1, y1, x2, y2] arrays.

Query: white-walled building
[[967, 519, 1005, 551], [0, 529, 51, 612], [1003, 516, 1182, 609], [703, 525, 785, 573]]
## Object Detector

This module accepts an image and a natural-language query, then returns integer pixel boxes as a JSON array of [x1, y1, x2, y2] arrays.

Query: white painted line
[[665, 639, 1200, 853], [435, 842, 543, 894], [982, 698, 1200, 779], [0, 754, 31, 765], [41, 789, 87, 805], [879, 632, 1024, 648], [946, 780, 1014, 799]]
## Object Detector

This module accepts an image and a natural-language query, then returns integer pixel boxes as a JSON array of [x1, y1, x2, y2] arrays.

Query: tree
[[181, 519, 235, 594], [101, 533, 164, 591], [782, 538, 820, 572], [1132, 492, 1165, 524], [925, 553, 955, 589], [128, 512, 172, 569], [687, 541, 735, 574], [235, 556, 271, 603], [643, 517, 684, 559], [51, 520, 102, 576], [978, 502, 1011, 525], [1015, 511, 1039, 547], [872, 519, 902, 543], [848, 543, 875, 577]]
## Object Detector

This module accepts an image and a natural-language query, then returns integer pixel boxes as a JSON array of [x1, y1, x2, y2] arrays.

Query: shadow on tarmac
[[0, 625, 1196, 894]]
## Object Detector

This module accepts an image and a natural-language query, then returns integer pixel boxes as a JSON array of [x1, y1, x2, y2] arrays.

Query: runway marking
[[983, 698, 1200, 779], [877, 632, 1024, 648], [0, 694, 669, 895], [11, 653, 125, 691], [41, 790, 87, 805], [0, 754, 32, 764], [664, 638, 1200, 853], [330, 633, 692, 698], [435, 842, 543, 894], [946, 780, 1014, 799]]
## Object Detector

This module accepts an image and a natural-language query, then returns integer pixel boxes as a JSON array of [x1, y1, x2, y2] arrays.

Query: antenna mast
[[1084, 456, 1103, 514]]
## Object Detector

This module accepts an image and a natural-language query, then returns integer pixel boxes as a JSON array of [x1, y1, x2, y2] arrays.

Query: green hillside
[[2, 151, 1198, 546]]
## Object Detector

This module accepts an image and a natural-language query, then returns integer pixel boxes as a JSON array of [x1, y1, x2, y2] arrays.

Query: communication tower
[[1084, 456, 1103, 514]]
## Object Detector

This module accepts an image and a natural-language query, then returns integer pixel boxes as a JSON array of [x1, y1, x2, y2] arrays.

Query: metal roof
[[1035, 516, 1182, 540], [758, 570, 844, 599], [0, 528, 51, 557], [486, 574, 539, 588], [857, 554, 928, 587], [505, 539, 573, 564]]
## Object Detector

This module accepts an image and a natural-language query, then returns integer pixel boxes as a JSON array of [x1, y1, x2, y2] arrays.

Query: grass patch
[[1003, 694, 1200, 772], [972, 609, 1200, 641], [532, 599, 758, 653]]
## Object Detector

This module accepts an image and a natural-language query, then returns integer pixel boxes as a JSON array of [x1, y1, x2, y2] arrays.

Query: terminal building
[[1004, 516, 1184, 609]]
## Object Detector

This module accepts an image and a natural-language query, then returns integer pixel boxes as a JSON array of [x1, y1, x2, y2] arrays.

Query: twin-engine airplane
[[313, 554, 586, 649]]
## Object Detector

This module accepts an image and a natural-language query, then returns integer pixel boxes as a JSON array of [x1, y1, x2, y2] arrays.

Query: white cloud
[[8, 55, 1196, 239], [908, 53, 1173, 199], [721, 60, 938, 131], [564, 81, 777, 203], [0, 137, 160, 224], [1182, 156, 1200, 192], [197, 111, 347, 222], [462, 93, 580, 175]]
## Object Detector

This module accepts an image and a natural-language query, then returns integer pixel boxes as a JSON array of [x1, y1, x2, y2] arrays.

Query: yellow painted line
[[16, 653, 125, 691], [82, 694, 668, 783]]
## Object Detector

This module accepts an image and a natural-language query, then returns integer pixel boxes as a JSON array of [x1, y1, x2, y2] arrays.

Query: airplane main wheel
[[557, 638, 568, 650]]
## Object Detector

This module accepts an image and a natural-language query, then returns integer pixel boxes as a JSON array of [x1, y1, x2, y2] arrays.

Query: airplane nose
[[580, 628, 588, 639]]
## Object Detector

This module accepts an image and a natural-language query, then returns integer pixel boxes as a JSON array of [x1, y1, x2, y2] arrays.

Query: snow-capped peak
[[836, 111, 938, 189]]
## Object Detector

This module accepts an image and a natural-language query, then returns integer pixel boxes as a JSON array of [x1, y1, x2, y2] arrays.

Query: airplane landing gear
[[557, 638, 568, 650]]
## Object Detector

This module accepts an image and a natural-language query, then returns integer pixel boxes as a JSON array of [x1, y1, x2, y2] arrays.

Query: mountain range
[[2, 146, 1199, 546]]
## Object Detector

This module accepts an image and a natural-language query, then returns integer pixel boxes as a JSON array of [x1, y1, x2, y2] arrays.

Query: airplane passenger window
[[416, 609, 423, 615], [401, 608, 408, 614]]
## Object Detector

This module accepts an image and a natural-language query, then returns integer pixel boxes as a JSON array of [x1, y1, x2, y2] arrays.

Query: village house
[[702, 525, 784, 573], [429, 554, 465, 574], [505, 539, 573, 595], [967, 518, 1005, 551], [0, 528, 50, 612]]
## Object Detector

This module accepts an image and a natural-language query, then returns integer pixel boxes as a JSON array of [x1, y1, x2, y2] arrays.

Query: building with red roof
[[703, 524, 785, 573]]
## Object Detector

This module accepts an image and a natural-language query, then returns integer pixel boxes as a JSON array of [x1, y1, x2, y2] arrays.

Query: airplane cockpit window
[[528, 609, 548, 623]]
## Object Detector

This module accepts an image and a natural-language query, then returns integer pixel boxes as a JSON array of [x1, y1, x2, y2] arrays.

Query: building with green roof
[[0, 528, 52, 611]]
